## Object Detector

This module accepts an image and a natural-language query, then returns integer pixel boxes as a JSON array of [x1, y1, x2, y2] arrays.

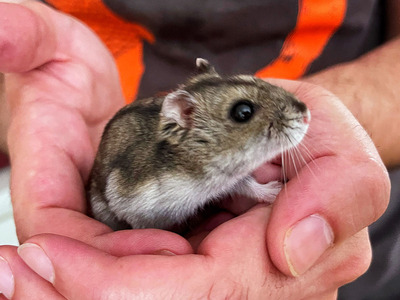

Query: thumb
[[263, 79, 389, 277], [17, 234, 117, 300], [0, 1, 57, 73]]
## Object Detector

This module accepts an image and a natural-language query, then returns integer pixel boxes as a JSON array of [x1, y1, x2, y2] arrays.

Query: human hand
[[255, 79, 390, 277], [2, 73, 390, 299], [0, 0, 390, 297], [2, 0, 193, 258], [2, 1, 125, 243], [1, 204, 374, 299], [0, 1, 150, 243]]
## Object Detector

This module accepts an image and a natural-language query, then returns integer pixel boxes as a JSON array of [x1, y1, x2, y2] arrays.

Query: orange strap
[[255, 0, 347, 79], [46, 0, 154, 103], [46, 0, 346, 101]]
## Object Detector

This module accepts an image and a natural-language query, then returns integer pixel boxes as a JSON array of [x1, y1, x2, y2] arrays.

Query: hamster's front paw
[[236, 177, 283, 204], [251, 180, 283, 203], [259, 180, 283, 203]]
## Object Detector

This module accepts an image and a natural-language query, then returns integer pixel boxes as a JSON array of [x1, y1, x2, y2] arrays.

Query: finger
[[0, 2, 58, 73], [197, 205, 372, 298], [197, 204, 271, 260], [17, 235, 199, 299], [195, 205, 296, 297], [12, 204, 192, 256], [9, 116, 100, 243], [8, 134, 191, 254], [0, 245, 65, 300], [17, 236, 113, 300], [0, 1, 115, 76], [318, 228, 372, 289], [268, 153, 387, 277], [262, 80, 390, 276], [8, 108, 191, 251], [17, 214, 358, 300], [294, 228, 371, 299], [94, 229, 193, 256], [3, 1, 122, 117], [186, 211, 235, 250], [18, 209, 275, 300]]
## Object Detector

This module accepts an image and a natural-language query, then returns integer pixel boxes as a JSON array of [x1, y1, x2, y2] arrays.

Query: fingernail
[[18, 243, 55, 284], [0, 256, 14, 299], [284, 214, 334, 276], [152, 249, 176, 256]]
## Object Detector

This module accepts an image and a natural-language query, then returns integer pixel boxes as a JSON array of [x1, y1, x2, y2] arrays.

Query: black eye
[[230, 100, 254, 123]]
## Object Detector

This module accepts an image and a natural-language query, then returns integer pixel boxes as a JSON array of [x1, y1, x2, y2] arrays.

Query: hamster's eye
[[230, 100, 254, 123]]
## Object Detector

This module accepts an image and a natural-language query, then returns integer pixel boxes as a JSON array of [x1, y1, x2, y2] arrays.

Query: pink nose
[[303, 110, 311, 124]]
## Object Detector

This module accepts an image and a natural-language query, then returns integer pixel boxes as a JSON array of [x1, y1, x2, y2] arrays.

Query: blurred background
[[0, 164, 17, 246]]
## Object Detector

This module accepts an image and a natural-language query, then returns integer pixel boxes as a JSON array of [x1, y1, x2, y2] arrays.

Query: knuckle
[[334, 229, 372, 286], [361, 158, 391, 222], [348, 240, 372, 281]]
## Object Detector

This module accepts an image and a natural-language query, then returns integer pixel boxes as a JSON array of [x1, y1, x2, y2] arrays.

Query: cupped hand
[[1, 3, 197, 299], [1, 204, 374, 299], [0, 1, 391, 298], [3, 0, 122, 240], [257, 79, 390, 277], [2, 1, 191, 254]]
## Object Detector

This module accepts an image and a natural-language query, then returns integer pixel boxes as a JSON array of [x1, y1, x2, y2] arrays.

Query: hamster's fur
[[88, 59, 310, 230]]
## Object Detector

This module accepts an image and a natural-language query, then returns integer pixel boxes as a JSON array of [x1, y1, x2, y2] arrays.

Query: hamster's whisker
[[299, 140, 314, 161], [293, 141, 307, 168], [298, 141, 321, 173], [293, 149, 302, 183], [281, 143, 288, 195], [288, 148, 300, 184], [295, 144, 318, 181], [285, 133, 302, 184], [302, 133, 320, 154], [293, 146, 304, 170]]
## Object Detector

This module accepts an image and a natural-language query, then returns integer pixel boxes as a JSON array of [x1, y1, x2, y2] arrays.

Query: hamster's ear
[[196, 58, 216, 74], [186, 58, 220, 85], [196, 57, 219, 77], [161, 90, 197, 128]]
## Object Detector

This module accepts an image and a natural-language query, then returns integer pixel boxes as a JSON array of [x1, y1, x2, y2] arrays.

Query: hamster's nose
[[303, 109, 311, 124]]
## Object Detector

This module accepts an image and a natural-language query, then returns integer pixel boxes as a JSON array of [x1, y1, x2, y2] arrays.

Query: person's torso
[[42, 0, 384, 100]]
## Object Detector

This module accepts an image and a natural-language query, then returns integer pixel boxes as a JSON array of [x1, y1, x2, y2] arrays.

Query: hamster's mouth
[[178, 156, 284, 238], [251, 157, 283, 184]]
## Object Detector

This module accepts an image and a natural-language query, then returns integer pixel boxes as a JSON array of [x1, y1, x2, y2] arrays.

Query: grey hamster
[[88, 58, 310, 231]]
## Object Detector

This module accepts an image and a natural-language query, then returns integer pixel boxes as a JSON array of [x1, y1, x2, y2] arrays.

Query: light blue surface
[[0, 167, 18, 246]]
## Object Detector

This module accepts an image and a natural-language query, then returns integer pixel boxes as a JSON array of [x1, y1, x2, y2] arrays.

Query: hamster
[[88, 58, 310, 231]]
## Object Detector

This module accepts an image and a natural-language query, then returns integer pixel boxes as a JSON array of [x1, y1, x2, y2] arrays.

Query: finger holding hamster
[[261, 79, 390, 277]]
